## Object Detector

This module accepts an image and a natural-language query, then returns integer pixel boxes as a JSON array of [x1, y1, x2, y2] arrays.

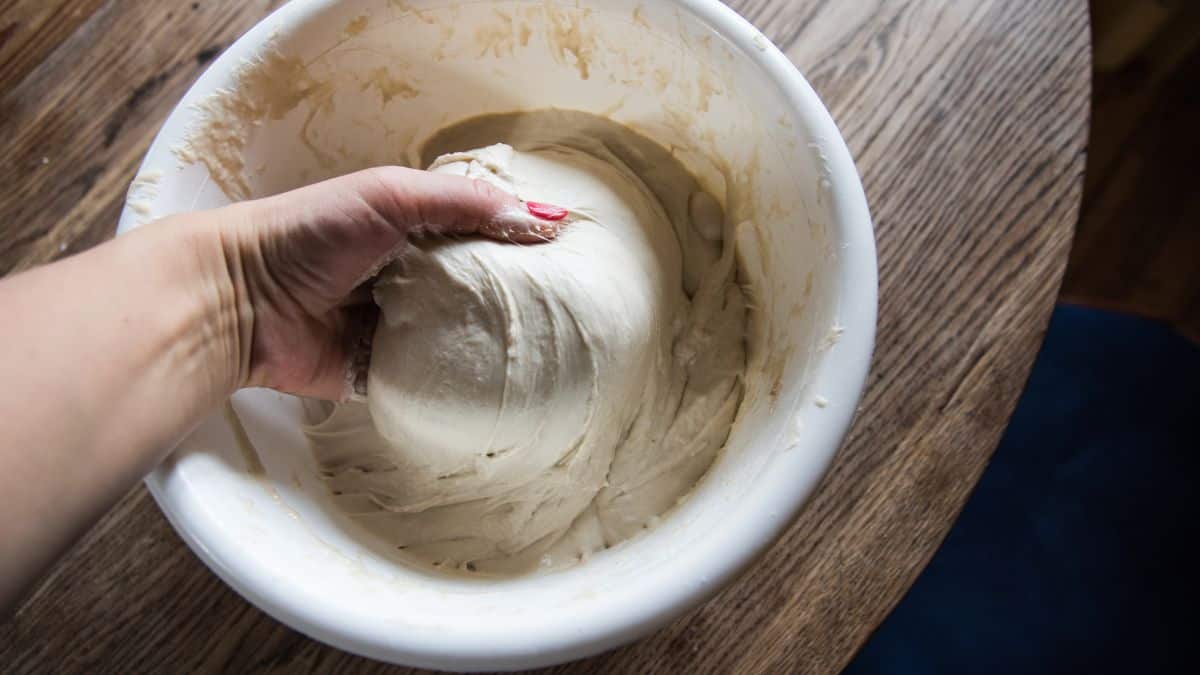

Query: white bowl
[[118, 0, 876, 670]]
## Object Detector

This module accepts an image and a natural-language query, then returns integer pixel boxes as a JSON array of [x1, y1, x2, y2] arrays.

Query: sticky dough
[[304, 111, 747, 574]]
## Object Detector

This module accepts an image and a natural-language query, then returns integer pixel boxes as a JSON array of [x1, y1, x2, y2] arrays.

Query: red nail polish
[[526, 201, 568, 221]]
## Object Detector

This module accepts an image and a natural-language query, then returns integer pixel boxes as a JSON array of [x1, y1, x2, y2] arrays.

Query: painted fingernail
[[488, 205, 562, 243], [526, 201, 568, 221]]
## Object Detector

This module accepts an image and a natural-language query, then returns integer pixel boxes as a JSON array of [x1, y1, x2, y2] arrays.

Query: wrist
[[122, 211, 252, 404]]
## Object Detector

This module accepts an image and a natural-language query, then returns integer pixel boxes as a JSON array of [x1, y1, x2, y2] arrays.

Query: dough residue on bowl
[[303, 110, 749, 574]]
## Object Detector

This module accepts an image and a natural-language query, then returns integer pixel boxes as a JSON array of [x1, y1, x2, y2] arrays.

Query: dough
[[305, 111, 747, 574]]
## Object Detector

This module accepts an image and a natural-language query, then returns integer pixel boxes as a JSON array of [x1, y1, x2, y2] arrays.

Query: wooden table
[[0, 1, 1090, 672]]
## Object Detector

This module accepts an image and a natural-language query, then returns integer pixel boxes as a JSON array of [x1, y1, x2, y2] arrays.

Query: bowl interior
[[121, 0, 873, 668]]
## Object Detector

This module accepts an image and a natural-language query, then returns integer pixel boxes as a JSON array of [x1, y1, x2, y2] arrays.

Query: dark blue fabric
[[845, 304, 1199, 675]]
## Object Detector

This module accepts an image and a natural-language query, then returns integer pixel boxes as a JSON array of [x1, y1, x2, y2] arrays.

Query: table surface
[[0, 0, 1090, 672]]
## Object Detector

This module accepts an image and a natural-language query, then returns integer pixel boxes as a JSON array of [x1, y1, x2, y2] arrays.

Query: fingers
[[263, 303, 378, 402], [364, 166, 568, 244], [341, 303, 378, 401]]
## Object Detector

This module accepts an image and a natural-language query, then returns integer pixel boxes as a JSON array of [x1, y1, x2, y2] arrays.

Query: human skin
[[0, 166, 562, 613]]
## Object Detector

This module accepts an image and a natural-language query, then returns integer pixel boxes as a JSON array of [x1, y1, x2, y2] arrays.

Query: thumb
[[365, 165, 567, 243], [240, 166, 568, 309]]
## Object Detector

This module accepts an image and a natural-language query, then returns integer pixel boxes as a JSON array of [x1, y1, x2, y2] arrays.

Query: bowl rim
[[130, 0, 878, 669]]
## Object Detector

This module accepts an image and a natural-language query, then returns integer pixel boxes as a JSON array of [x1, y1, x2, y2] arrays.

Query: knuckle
[[468, 177, 502, 205]]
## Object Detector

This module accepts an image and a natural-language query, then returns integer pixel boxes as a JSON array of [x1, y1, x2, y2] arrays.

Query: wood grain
[[0, 0, 1090, 673]]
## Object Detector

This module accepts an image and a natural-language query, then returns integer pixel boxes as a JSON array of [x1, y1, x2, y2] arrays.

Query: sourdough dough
[[304, 111, 747, 574]]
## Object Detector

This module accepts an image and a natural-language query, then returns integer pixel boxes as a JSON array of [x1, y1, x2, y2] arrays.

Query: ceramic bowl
[[118, 0, 876, 669]]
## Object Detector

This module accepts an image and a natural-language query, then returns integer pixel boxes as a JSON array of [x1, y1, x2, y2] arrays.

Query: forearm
[[0, 216, 242, 611]]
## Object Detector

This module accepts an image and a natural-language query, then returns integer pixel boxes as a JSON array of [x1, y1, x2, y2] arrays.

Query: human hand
[[181, 166, 565, 401]]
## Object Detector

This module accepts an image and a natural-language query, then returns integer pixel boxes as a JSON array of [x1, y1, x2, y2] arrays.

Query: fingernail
[[488, 204, 565, 243], [526, 201, 569, 221]]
